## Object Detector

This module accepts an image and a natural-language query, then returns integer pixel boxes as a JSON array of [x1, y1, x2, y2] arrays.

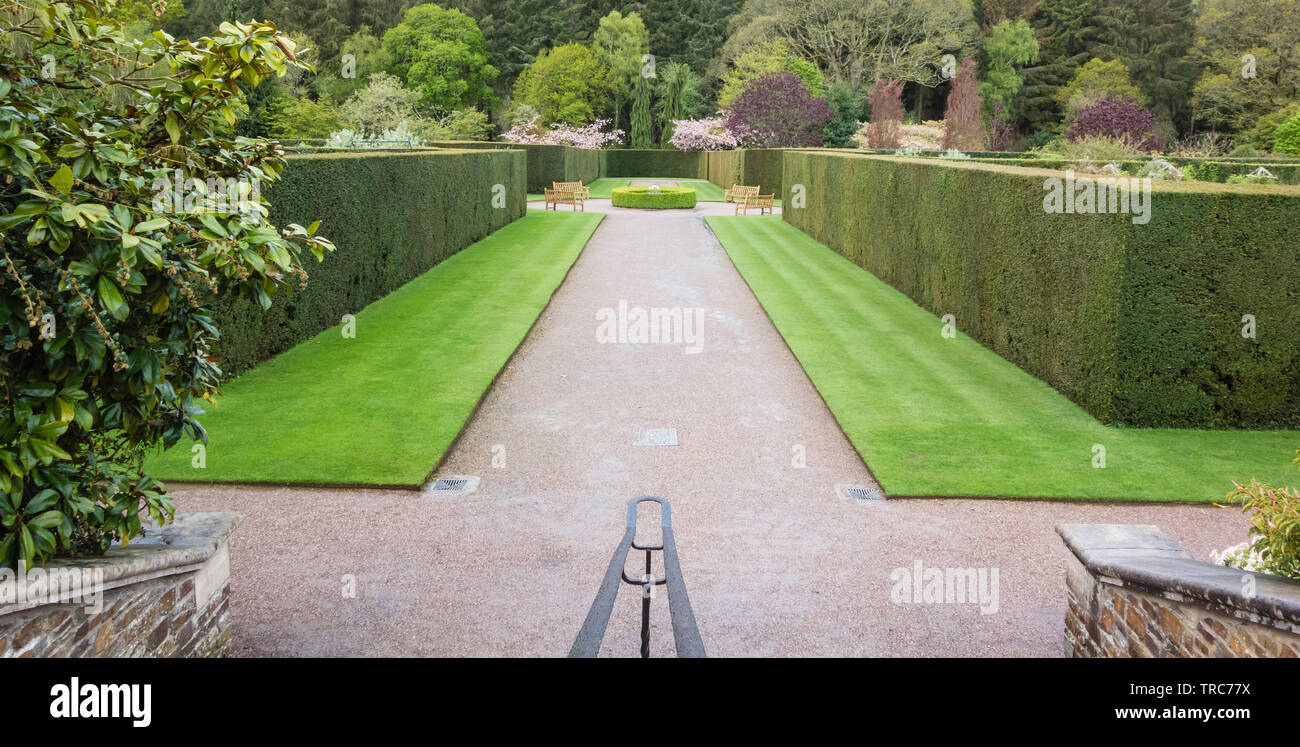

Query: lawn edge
[[702, 215, 888, 493], [159, 212, 606, 492], [704, 215, 1234, 506], [414, 211, 606, 488]]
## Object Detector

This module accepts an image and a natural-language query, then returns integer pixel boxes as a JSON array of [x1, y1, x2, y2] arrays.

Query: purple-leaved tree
[[722, 73, 833, 148]]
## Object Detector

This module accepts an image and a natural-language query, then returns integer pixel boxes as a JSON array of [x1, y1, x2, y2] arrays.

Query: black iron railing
[[569, 497, 706, 658]]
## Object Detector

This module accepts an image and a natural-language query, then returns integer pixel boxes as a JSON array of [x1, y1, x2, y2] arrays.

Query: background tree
[[772, 0, 974, 89], [1017, 0, 1102, 134], [1055, 58, 1144, 124], [592, 10, 649, 132], [382, 3, 499, 114], [865, 78, 905, 148], [822, 81, 865, 148], [1189, 0, 1300, 133], [980, 19, 1039, 117], [972, 0, 1039, 29], [655, 62, 704, 148], [630, 73, 654, 148], [1092, 0, 1196, 132], [722, 72, 833, 147], [510, 43, 610, 126], [943, 56, 987, 150], [717, 39, 823, 109]]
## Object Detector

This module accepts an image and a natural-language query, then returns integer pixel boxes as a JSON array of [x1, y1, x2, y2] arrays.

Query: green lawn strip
[[529, 178, 766, 204], [148, 211, 604, 486], [707, 215, 1296, 502]]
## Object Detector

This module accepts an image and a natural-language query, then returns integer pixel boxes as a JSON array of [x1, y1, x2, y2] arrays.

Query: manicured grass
[[707, 215, 1298, 502], [148, 211, 604, 486], [528, 178, 728, 202]]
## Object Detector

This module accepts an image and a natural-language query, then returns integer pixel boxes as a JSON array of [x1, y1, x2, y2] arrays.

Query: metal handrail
[[569, 497, 706, 658]]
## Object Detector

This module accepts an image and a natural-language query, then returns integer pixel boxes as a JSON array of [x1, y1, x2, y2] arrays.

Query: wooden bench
[[552, 181, 591, 199], [724, 184, 760, 203], [544, 188, 585, 212], [734, 193, 775, 216]]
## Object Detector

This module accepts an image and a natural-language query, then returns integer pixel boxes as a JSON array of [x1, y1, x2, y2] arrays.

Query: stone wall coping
[[0, 511, 240, 615], [1057, 523, 1300, 626]]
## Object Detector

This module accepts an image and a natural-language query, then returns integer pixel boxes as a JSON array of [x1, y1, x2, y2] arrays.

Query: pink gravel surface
[[170, 201, 1251, 657]]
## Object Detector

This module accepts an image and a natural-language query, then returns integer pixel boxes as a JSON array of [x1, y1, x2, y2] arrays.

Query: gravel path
[[171, 201, 1250, 657]]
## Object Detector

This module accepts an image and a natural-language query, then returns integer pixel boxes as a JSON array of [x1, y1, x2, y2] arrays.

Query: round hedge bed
[[610, 186, 697, 209]]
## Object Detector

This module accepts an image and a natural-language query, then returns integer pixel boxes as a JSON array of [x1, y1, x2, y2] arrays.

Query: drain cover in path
[[634, 428, 679, 446], [840, 484, 883, 503]]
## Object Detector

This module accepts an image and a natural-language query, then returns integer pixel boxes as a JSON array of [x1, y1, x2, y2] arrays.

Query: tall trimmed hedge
[[602, 149, 706, 178], [706, 149, 785, 194], [214, 149, 526, 374], [781, 151, 1300, 428]]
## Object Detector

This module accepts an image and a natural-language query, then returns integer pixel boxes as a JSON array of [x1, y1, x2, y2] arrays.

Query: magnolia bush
[[668, 117, 738, 151], [501, 116, 623, 149], [0, 1, 333, 568]]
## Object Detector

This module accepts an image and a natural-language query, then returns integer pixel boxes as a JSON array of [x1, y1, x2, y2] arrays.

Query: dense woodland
[[113, 0, 1300, 154]]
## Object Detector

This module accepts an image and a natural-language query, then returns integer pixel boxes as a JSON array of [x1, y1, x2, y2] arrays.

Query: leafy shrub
[[0, 7, 334, 569], [723, 73, 833, 148], [1229, 143, 1262, 159], [1023, 130, 1056, 150], [1038, 134, 1148, 163], [1273, 112, 1300, 157], [1066, 95, 1159, 151], [1245, 103, 1300, 151], [609, 186, 698, 209], [1215, 450, 1300, 581]]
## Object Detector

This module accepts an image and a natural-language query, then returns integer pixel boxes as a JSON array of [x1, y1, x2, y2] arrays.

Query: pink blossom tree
[[668, 117, 740, 150], [501, 116, 624, 149]]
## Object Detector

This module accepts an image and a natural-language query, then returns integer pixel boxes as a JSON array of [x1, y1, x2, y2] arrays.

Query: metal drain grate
[[634, 428, 679, 446], [430, 478, 469, 491], [845, 486, 883, 502]]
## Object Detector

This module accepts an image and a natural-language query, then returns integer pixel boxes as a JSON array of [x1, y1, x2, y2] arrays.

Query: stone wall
[[0, 512, 240, 658], [1059, 523, 1300, 658]]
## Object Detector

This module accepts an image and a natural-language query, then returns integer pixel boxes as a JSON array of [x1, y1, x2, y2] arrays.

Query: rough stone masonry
[[0, 512, 239, 658], [1059, 523, 1300, 658]]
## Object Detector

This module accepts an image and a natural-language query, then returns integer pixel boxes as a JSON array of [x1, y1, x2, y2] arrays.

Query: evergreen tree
[[1093, 0, 1196, 133], [631, 73, 654, 147], [1017, 0, 1103, 133]]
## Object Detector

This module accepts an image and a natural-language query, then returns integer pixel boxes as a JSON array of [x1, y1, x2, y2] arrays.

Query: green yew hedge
[[706, 149, 786, 195], [781, 151, 1300, 428], [214, 149, 526, 374], [602, 149, 707, 178]]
